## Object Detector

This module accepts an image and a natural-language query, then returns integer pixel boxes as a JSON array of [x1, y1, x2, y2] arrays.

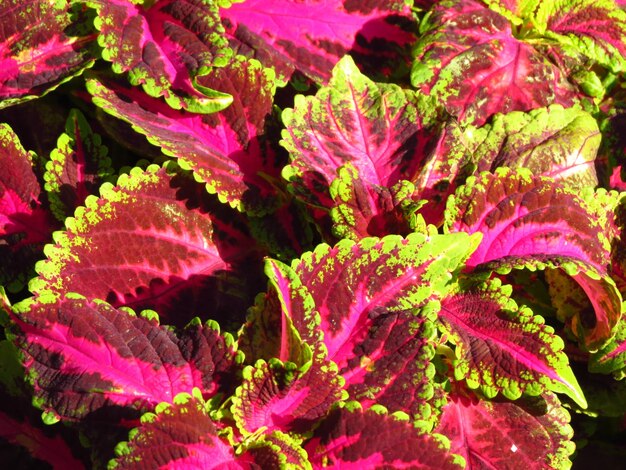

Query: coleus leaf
[[87, 54, 280, 213], [0, 0, 96, 108], [231, 352, 346, 436], [111, 389, 308, 469], [0, 410, 85, 470], [44, 109, 114, 221], [589, 319, 626, 378], [445, 168, 621, 349], [534, 0, 626, 73], [473, 104, 600, 189], [330, 164, 420, 239], [0, 123, 57, 291], [281, 55, 438, 224], [303, 402, 464, 469], [31, 162, 262, 327], [220, 0, 416, 83], [411, 0, 578, 126], [435, 390, 575, 469], [9, 294, 241, 422], [84, 0, 233, 113], [439, 279, 586, 408], [264, 231, 480, 423]]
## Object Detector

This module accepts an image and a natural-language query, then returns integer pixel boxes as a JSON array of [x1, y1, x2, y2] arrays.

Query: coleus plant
[[2, 0, 626, 468]]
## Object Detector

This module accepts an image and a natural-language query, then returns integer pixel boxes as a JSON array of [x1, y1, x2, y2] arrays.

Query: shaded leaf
[[44, 109, 114, 221], [303, 402, 464, 469], [220, 0, 416, 83]]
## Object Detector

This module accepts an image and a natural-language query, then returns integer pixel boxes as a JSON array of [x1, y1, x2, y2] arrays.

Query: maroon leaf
[[220, 0, 416, 83], [87, 54, 280, 213], [231, 352, 345, 435], [303, 402, 464, 469], [411, 0, 578, 126], [31, 162, 263, 327], [9, 294, 240, 422], [86, 0, 233, 113], [0, 0, 95, 108], [435, 390, 575, 469]]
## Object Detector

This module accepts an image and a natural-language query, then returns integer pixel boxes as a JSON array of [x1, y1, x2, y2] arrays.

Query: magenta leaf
[[220, 0, 416, 83], [303, 402, 464, 469], [435, 390, 575, 469], [87, 54, 280, 213], [240, 431, 311, 469], [282, 56, 438, 214], [439, 279, 586, 407], [0, 410, 84, 470], [110, 390, 240, 469], [445, 168, 621, 349], [9, 294, 241, 422], [0, 0, 96, 108], [44, 109, 114, 221], [0, 124, 57, 291], [262, 231, 479, 422], [411, 0, 578, 126], [589, 320, 626, 378], [231, 353, 345, 436], [31, 162, 262, 327], [85, 0, 233, 113]]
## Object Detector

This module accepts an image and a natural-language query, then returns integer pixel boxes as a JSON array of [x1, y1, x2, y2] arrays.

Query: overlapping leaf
[[0, 0, 96, 108], [260, 231, 479, 422], [31, 162, 262, 327], [411, 0, 578, 126], [44, 109, 114, 221], [303, 402, 464, 469], [435, 390, 575, 469], [220, 0, 416, 83], [445, 168, 621, 349], [9, 294, 240, 422], [439, 279, 586, 407], [231, 353, 345, 436], [87, 54, 279, 213], [0, 124, 57, 291], [85, 0, 233, 113]]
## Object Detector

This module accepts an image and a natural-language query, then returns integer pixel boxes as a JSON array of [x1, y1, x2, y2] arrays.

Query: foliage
[[2, 0, 626, 467]]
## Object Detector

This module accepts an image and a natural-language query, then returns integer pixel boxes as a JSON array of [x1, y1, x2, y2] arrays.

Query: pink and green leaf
[[473, 105, 601, 189], [87, 55, 280, 213], [411, 0, 578, 126], [231, 353, 345, 436], [445, 168, 621, 349], [85, 0, 233, 113], [282, 55, 438, 213], [220, 0, 416, 83], [435, 390, 575, 469], [303, 402, 464, 469], [110, 390, 241, 469], [0, 0, 96, 108], [44, 109, 114, 221], [9, 294, 240, 422], [30, 162, 263, 327], [589, 319, 626, 378], [439, 279, 586, 407]]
